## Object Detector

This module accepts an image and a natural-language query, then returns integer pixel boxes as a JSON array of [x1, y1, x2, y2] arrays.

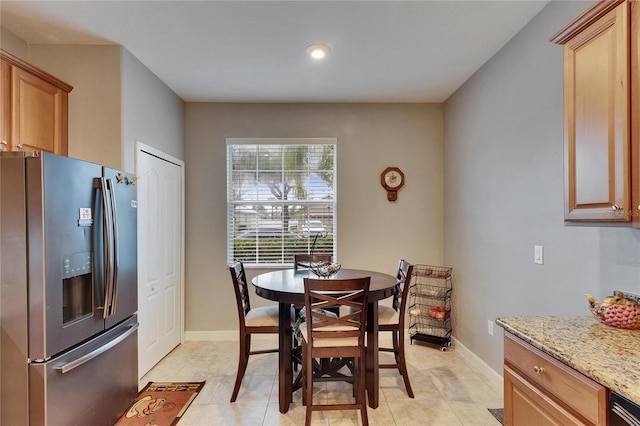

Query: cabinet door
[[0, 60, 10, 152], [504, 366, 585, 426], [12, 65, 68, 155], [563, 3, 629, 221], [632, 0, 640, 226]]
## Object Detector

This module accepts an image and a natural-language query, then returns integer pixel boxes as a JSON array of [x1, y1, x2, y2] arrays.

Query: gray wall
[[444, 0, 640, 375], [184, 103, 444, 332], [122, 48, 185, 171]]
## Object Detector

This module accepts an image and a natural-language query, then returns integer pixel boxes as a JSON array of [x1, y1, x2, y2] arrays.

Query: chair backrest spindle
[[392, 259, 413, 314], [229, 261, 251, 324]]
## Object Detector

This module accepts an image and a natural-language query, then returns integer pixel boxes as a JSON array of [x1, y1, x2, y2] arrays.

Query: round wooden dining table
[[251, 268, 397, 414]]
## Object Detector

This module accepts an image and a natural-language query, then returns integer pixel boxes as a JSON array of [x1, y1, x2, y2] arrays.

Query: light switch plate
[[534, 245, 544, 265]]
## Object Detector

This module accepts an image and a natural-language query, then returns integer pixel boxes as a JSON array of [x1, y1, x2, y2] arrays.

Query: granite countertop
[[496, 315, 640, 406]]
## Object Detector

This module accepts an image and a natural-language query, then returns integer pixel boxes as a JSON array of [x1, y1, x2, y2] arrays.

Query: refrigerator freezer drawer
[[29, 317, 138, 426]]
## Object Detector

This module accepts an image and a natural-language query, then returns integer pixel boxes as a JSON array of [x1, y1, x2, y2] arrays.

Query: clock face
[[384, 171, 402, 188], [380, 167, 404, 201]]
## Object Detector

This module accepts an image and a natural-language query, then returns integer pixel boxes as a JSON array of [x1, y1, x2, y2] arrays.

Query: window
[[227, 138, 337, 267]]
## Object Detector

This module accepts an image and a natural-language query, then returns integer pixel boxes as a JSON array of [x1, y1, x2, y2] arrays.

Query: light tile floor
[[141, 336, 503, 425]]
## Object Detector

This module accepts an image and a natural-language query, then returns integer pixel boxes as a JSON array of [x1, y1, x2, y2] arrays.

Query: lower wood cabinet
[[503, 333, 608, 426]]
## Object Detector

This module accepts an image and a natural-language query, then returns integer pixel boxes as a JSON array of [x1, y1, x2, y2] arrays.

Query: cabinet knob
[[16, 144, 23, 150], [612, 205, 622, 211], [0, 140, 6, 145], [533, 365, 544, 374]]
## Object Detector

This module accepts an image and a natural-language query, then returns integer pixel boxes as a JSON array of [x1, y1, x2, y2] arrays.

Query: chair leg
[[357, 355, 369, 426], [391, 329, 400, 362], [351, 357, 358, 398], [301, 342, 308, 406], [397, 331, 414, 398], [304, 343, 313, 426], [292, 335, 299, 372], [230, 333, 251, 402]]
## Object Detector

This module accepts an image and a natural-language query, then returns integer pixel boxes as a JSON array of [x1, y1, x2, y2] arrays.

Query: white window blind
[[227, 138, 337, 267]]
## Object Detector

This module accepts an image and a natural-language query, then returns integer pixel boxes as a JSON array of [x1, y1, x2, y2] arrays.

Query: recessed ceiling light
[[306, 44, 330, 60]]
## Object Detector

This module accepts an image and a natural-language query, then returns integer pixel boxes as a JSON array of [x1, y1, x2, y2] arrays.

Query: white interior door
[[136, 143, 184, 378]]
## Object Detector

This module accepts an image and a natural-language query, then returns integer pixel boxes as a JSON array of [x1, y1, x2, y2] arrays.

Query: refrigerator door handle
[[55, 322, 138, 374], [107, 178, 119, 316], [99, 177, 113, 319]]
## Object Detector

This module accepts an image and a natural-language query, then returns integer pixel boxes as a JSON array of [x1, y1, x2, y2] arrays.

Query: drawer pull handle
[[533, 365, 544, 374]]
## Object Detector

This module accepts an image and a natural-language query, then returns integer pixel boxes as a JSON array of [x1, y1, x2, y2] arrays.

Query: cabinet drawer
[[504, 365, 584, 426], [504, 333, 607, 425]]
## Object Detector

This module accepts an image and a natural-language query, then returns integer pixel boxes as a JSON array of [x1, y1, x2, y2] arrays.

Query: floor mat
[[114, 381, 205, 426], [488, 408, 504, 425]]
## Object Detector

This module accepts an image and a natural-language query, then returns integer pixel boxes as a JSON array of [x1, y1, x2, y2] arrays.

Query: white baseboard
[[451, 337, 504, 395]]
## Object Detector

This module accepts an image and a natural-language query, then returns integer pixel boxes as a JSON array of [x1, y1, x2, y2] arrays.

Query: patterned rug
[[488, 408, 504, 425], [114, 381, 205, 426]]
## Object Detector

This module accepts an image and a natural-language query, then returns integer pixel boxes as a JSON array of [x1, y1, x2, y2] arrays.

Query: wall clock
[[381, 167, 405, 201]]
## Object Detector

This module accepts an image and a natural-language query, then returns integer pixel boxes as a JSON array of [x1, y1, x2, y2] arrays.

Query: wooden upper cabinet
[[0, 60, 10, 153], [632, 0, 640, 226], [0, 49, 73, 156], [551, 0, 631, 222]]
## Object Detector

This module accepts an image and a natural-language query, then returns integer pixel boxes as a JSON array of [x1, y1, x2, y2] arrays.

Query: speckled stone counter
[[496, 316, 640, 406]]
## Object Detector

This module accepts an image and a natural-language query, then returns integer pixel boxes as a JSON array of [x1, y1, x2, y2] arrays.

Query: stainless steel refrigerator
[[0, 151, 139, 425]]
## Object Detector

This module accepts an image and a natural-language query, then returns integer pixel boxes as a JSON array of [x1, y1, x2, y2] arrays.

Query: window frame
[[226, 138, 337, 268]]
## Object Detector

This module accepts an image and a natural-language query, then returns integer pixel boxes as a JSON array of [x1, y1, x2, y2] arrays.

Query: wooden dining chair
[[293, 253, 332, 270], [378, 259, 415, 398], [299, 276, 371, 426], [228, 261, 279, 402]]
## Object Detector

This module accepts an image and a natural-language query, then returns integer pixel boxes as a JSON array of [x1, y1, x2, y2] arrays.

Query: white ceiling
[[0, 1, 548, 103]]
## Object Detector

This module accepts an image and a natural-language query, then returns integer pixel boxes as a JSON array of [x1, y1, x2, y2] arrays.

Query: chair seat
[[348, 304, 399, 325], [378, 305, 399, 325], [299, 323, 360, 347], [245, 305, 280, 327]]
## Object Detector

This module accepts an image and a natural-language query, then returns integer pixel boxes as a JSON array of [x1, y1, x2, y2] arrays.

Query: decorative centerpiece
[[309, 262, 341, 278], [585, 292, 640, 330]]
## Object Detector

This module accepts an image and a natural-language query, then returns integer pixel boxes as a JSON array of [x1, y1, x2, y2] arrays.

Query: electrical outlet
[[488, 320, 494, 336]]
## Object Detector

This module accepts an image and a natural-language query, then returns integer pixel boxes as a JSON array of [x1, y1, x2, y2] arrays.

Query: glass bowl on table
[[309, 262, 341, 278]]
